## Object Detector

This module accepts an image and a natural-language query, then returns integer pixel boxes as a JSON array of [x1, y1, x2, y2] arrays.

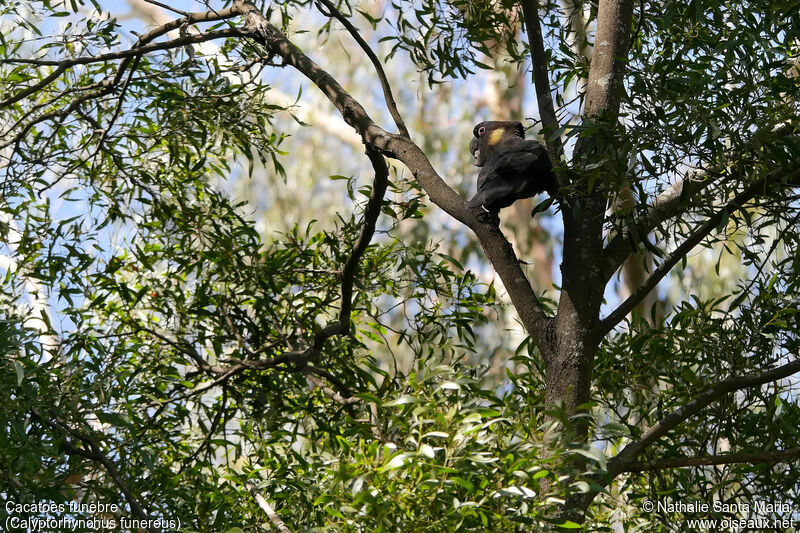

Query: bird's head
[[470, 121, 526, 167]]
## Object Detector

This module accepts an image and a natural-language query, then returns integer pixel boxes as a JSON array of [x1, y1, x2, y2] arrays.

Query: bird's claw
[[472, 206, 500, 226]]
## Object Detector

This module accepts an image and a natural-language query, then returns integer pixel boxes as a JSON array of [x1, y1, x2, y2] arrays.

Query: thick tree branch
[[571, 0, 633, 170], [315, 0, 409, 138], [607, 357, 800, 477], [233, 0, 553, 343], [543, 1, 635, 441], [595, 165, 800, 338], [134, 5, 238, 43], [579, 0, 634, 122], [623, 448, 800, 473], [520, 0, 565, 169]]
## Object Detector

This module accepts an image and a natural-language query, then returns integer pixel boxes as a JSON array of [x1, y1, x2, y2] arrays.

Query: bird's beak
[[469, 137, 481, 166]]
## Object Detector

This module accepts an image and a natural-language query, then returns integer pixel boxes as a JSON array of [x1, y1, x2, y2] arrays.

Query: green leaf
[[14, 361, 24, 386]]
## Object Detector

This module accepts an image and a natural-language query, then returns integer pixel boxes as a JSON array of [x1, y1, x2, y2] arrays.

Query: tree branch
[[232, 0, 553, 343], [607, 357, 800, 476], [520, 0, 564, 168], [157, 145, 388, 403], [312, 145, 389, 349], [595, 164, 800, 338], [305, 371, 361, 406], [34, 410, 156, 532], [315, 0, 409, 137], [1, 20, 240, 150], [0, 29, 241, 69], [245, 482, 293, 533], [602, 123, 798, 279], [141, 0, 190, 17], [0, 65, 67, 108], [623, 448, 800, 473], [181, 389, 227, 470], [133, 147, 387, 407], [1, 6, 238, 73]]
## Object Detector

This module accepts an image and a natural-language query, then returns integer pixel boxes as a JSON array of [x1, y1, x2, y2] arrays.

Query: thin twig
[[726, 210, 800, 313], [181, 388, 228, 470], [221, 302, 258, 358], [0, 29, 241, 67], [142, 0, 190, 16], [628, 0, 645, 52], [315, 0, 409, 138], [2, 6, 241, 155]]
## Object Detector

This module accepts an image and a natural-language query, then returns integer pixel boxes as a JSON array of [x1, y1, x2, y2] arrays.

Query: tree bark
[[546, 0, 634, 426], [543, 0, 633, 520]]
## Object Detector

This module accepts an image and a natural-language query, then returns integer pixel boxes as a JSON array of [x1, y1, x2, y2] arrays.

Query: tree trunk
[[547, 195, 606, 432], [536, 0, 634, 521], [544, 0, 634, 422]]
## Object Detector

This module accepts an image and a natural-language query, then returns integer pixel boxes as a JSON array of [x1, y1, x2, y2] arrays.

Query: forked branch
[[232, 0, 553, 344]]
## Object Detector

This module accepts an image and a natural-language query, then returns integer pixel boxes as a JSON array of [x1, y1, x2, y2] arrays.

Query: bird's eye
[[478, 126, 486, 136]]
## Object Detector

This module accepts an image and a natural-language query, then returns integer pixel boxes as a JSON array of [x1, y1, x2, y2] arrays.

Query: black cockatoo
[[467, 121, 557, 214]]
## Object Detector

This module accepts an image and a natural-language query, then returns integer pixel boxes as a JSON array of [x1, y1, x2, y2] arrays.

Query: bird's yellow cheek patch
[[488, 128, 504, 146]]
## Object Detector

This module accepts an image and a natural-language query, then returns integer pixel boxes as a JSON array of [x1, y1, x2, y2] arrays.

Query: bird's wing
[[479, 150, 540, 186], [482, 141, 556, 194], [470, 167, 516, 208], [469, 140, 555, 210], [493, 151, 541, 180]]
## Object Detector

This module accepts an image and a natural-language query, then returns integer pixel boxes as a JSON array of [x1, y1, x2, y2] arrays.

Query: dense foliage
[[1, 0, 799, 531]]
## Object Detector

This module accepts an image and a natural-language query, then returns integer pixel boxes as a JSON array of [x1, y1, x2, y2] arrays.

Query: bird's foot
[[472, 206, 500, 226]]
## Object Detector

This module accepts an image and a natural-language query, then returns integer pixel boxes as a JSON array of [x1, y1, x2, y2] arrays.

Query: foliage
[[1, 0, 799, 531]]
